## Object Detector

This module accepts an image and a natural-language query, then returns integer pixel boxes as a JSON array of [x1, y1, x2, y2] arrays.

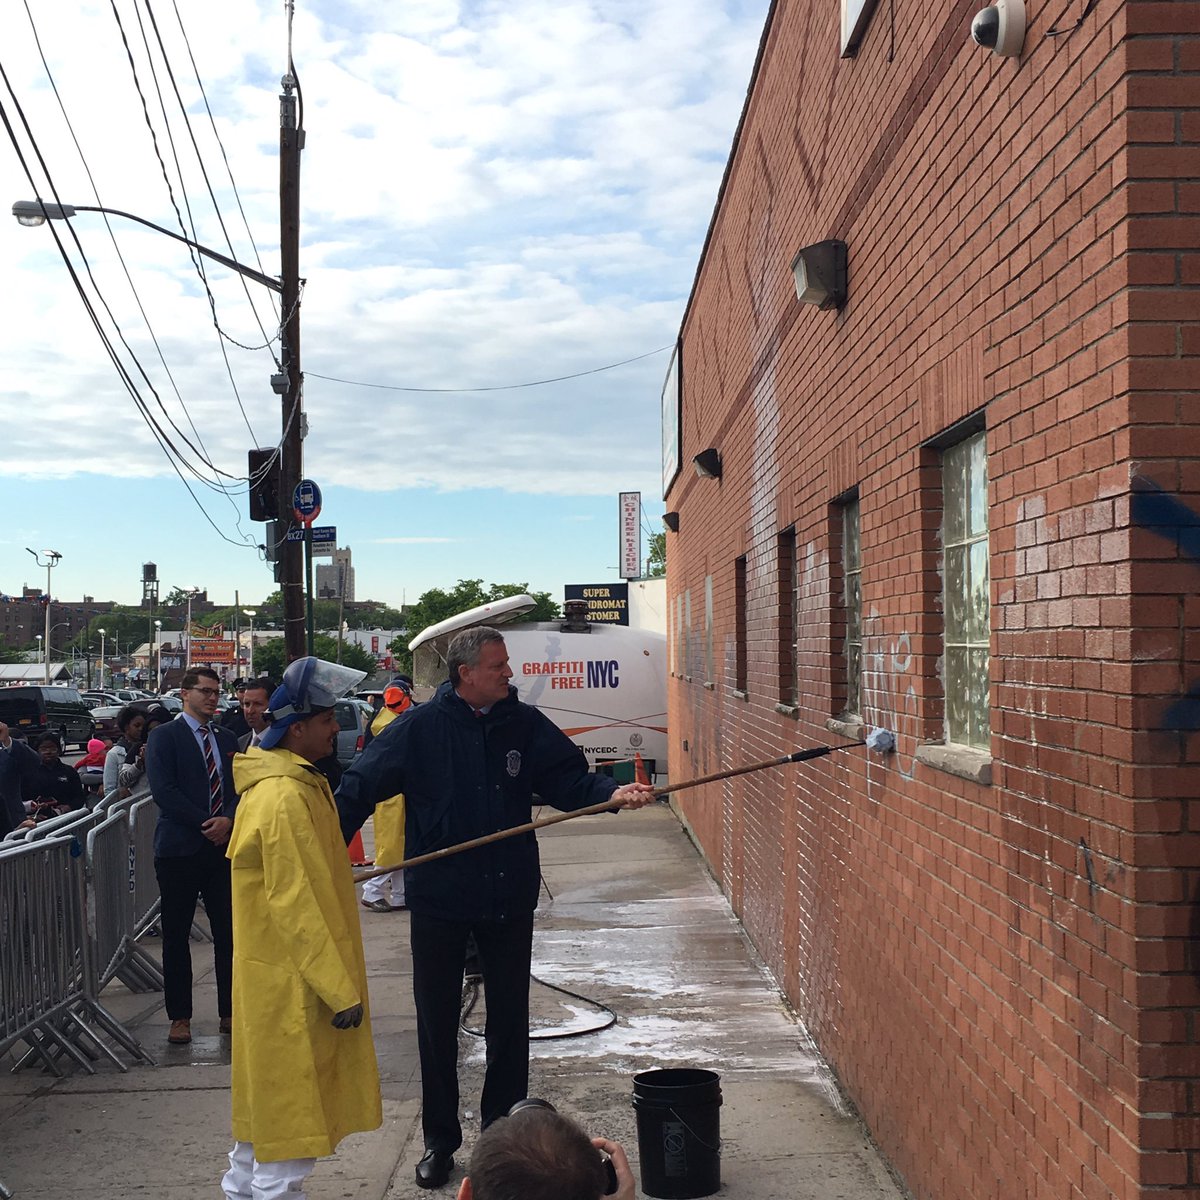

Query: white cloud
[[1, 0, 769, 504]]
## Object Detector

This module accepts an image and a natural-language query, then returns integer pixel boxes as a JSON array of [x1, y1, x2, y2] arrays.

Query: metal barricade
[[128, 798, 162, 940], [0, 836, 153, 1076], [17, 807, 98, 844], [124, 798, 212, 945], [86, 810, 162, 993]]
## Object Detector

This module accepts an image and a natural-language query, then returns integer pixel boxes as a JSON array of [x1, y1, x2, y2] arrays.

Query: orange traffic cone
[[635, 752, 649, 786], [347, 829, 371, 866]]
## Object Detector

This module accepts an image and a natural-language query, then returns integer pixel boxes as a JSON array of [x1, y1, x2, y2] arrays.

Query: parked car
[[333, 698, 368, 767], [89, 705, 124, 741], [82, 691, 122, 709], [0, 685, 95, 749]]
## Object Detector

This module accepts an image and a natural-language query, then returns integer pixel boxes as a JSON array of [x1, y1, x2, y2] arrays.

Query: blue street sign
[[293, 479, 322, 525]]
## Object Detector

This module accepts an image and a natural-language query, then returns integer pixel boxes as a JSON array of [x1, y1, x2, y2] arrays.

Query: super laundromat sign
[[564, 582, 629, 625]]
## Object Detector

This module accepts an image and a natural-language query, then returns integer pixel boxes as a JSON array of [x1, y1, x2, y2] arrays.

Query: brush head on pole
[[866, 728, 895, 755]]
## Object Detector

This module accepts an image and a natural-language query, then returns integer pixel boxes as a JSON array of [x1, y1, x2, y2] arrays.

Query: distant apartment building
[[315, 547, 355, 602]]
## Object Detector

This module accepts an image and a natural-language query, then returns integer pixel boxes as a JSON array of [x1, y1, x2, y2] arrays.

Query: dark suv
[[0, 685, 95, 748]]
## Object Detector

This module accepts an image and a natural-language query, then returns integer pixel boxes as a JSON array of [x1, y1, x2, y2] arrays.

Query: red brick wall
[[666, 2, 1200, 1197]]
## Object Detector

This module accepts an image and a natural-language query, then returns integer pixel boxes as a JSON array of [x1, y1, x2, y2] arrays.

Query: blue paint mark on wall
[[1132, 477, 1200, 734]]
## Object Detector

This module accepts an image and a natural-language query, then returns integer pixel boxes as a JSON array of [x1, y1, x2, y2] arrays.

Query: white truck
[[408, 594, 668, 780]]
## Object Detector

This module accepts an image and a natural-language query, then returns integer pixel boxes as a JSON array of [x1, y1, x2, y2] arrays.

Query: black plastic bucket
[[632, 1068, 722, 1199]]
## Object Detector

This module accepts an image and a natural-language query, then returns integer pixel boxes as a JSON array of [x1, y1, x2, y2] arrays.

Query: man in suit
[[220, 677, 250, 740], [235, 679, 274, 752], [146, 666, 239, 1045], [0, 721, 38, 836]]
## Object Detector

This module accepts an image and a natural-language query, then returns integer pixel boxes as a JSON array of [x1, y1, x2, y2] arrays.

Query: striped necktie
[[200, 725, 223, 817]]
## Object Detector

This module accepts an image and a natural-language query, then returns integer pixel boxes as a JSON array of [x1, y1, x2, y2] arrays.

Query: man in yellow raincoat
[[360, 678, 412, 912], [221, 657, 382, 1200]]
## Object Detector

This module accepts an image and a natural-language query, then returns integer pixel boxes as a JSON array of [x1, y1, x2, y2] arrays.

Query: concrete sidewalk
[[0, 805, 904, 1200]]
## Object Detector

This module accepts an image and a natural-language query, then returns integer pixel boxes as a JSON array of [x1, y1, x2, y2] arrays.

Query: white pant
[[221, 1140, 316, 1200], [362, 869, 404, 905]]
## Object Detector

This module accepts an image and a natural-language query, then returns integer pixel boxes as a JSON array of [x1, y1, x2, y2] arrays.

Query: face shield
[[259, 657, 367, 750]]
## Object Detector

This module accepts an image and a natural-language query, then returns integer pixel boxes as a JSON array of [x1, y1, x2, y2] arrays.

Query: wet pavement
[[0, 804, 904, 1200]]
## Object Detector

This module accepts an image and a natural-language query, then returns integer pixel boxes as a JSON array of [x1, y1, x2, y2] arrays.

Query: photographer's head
[[458, 1106, 608, 1200]]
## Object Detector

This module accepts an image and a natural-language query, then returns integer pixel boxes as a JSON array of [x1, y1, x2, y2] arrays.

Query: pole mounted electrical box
[[248, 447, 281, 522]]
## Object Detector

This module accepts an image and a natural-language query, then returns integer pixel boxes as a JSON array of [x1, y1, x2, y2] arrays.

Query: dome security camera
[[971, 0, 1025, 57]]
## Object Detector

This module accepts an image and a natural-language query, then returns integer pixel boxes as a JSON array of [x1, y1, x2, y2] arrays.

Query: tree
[[163, 586, 204, 607], [390, 580, 560, 675], [253, 635, 376, 685], [353, 600, 405, 628], [0, 637, 25, 664], [68, 608, 160, 655], [646, 532, 666, 578]]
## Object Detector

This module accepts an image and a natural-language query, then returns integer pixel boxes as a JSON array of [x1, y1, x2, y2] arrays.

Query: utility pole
[[279, 62, 306, 664]]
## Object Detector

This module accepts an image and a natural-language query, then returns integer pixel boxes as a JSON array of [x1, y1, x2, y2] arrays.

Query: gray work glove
[[331, 1003, 364, 1029]]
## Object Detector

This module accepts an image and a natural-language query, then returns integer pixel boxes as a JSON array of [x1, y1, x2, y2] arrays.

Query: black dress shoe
[[415, 1149, 454, 1189]]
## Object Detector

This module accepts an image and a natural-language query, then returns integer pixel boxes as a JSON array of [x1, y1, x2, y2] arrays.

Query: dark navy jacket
[[0, 737, 38, 836], [337, 682, 620, 922], [145, 716, 239, 857]]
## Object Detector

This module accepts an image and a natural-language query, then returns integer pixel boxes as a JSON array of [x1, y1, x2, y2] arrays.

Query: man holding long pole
[[337, 626, 654, 1190]]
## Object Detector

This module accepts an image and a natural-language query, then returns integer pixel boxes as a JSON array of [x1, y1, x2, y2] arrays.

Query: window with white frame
[[734, 555, 748, 694], [842, 498, 862, 716], [841, 0, 880, 55], [704, 575, 714, 683], [778, 527, 798, 706], [942, 431, 990, 748]]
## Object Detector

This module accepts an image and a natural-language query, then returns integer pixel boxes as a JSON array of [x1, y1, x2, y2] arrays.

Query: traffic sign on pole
[[293, 479, 322, 525], [286, 525, 335, 544]]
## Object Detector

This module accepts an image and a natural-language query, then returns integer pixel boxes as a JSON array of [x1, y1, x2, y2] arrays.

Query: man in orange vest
[[359, 678, 413, 912]]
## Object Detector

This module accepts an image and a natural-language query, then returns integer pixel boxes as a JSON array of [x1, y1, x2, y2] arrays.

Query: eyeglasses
[[186, 686, 221, 697]]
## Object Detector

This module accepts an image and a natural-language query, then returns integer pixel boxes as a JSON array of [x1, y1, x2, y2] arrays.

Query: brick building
[[0, 590, 118, 651], [663, 3, 1199, 1198]]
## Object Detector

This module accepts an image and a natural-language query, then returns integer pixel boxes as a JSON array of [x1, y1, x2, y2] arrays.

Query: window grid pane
[[704, 575, 714, 682], [734, 556, 748, 693], [942, 431, 989, 749], [843, 501, 862, 715], [778, 528, 798, 706]]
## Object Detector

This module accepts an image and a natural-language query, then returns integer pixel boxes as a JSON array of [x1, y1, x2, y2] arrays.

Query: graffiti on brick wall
[[861, 608, 919, 780], [1131, 478, 1200, 733]]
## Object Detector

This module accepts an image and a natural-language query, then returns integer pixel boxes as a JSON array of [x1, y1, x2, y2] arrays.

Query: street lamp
[[178, 586, 201, 666], [154, 620, 163, 692], [12, 202, 282, 290], [242, 609, 257, 680], [15, 134, 306, 665], [26, 548, 62, 686], [35, 634, 43, 668], [98, 627, 106, 692]]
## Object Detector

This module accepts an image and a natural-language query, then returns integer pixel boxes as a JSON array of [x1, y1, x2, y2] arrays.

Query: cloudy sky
[[0, 0, 766, 614]]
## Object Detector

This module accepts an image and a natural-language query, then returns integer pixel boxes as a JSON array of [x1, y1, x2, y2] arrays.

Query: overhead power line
[[306, 344, 674, 394], [0, 63, 259, 552]]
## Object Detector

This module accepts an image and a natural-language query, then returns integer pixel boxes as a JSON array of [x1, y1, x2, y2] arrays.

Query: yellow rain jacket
[[368, 706, 405, 869], [227, 747, 382, 1162]]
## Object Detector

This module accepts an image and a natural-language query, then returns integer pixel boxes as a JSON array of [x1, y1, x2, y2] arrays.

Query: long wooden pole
[[351, 741, 864, 884]]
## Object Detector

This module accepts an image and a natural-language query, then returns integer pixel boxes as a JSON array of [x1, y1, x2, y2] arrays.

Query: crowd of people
[[2, 628, 654, 1200]]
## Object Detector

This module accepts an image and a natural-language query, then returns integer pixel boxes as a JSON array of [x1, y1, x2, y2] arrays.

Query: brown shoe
[[219, 1018, 233, 1036], [168, 1019, 192, 1045]]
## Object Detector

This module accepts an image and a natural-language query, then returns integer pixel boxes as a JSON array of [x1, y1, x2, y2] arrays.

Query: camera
[[507, 1098, 619, 1195], [970, 0, 1025, 57]]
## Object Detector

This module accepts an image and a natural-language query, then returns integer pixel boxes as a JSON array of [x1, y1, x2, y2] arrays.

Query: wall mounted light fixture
[[663, 511, 680, 533], [692, 448, 722, 479], [790, 239, 848, 309]]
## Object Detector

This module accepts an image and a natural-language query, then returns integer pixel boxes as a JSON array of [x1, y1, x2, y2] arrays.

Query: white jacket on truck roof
[[408, 595, 667, 779]]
